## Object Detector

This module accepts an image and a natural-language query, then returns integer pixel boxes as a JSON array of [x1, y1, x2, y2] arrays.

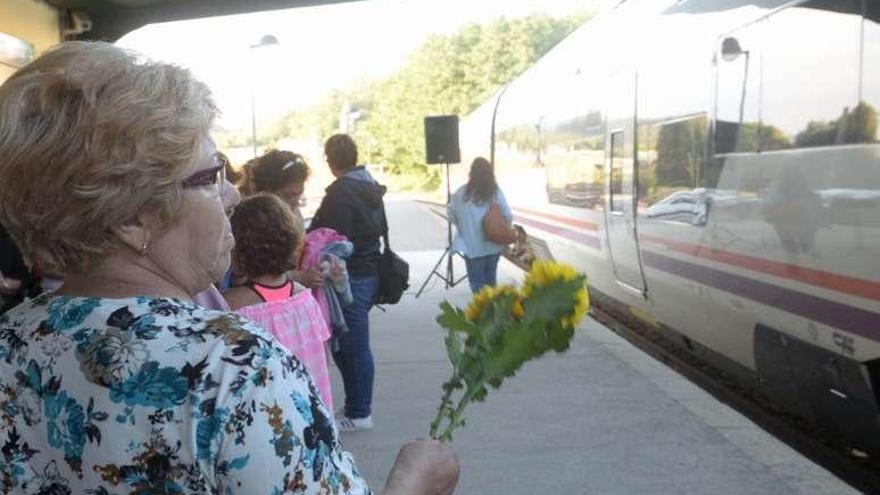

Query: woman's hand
[[292, 268, 325, 289], [383, 439, 460, 495]]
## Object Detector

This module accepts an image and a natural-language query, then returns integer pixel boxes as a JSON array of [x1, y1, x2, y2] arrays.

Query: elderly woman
[[0, 42, 458, 494]]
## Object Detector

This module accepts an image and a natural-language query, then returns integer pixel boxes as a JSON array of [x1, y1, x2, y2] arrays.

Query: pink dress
[[236, 285, 334, 413]]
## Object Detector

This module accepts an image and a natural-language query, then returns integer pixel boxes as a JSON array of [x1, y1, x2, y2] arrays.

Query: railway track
[[589, 302, 880, 495]]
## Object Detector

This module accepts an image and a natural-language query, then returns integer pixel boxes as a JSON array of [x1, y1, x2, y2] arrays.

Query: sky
[[117, 0, 599, 132]]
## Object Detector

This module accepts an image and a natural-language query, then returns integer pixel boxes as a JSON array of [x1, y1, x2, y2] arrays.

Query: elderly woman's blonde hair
[[0, 41, 217, 274]]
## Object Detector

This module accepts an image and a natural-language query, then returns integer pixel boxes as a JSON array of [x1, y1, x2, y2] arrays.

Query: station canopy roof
[[47, 0, 362, 41]]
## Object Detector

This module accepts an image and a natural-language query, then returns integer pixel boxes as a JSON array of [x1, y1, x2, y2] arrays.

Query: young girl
[[225, 193, 334, 412]]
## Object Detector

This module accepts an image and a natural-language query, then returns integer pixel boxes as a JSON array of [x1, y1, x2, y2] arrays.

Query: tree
[[363, 13, 587, 187], [842, 101, 878, 144], [270, 12, 590, 190], [655, 117, 707, 188], [795, 101, 879, 147]]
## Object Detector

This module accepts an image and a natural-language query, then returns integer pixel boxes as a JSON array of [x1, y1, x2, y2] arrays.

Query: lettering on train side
[[832, 332, 855, 356]]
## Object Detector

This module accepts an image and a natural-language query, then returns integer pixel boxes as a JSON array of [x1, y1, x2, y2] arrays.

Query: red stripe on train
[[433, 201, 880, 302], [511, 207, 600, 232], [639, 235, 880, 303]]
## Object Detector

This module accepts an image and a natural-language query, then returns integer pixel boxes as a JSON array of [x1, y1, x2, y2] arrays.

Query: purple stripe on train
[[426, 201, 879, 340], [512, 215, 601, 250], [424, 204, 602, 250], [642, 251, 880, 341]]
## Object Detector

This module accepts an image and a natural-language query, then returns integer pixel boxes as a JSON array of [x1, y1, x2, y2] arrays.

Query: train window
[[609, 130, 624, 213], [640, 114, 709, 208], [864, 3, 880, 143], [760, 0, 863, 149], [714, 21, 763, 154], [543, 110, 606, 210]]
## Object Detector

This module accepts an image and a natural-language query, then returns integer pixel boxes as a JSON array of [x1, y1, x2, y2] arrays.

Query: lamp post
[[720, 37, 750, 147], [249, 34, 279, 158]]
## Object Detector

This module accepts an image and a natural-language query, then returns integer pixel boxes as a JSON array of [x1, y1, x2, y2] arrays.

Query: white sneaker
[[337, 415, 373, 432]]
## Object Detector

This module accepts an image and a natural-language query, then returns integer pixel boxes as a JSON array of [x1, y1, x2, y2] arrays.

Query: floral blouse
[[0, 294, 371, 494]]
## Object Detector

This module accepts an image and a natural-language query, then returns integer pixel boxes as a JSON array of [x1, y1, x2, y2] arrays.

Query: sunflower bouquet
[[429, 260, 589, 442]]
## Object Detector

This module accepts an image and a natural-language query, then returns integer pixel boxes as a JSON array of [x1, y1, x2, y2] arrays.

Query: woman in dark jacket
[[309, 133, 386, 431]]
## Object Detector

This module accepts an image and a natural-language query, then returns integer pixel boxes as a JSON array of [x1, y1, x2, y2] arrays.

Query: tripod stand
[[416, 162, 467, 297]]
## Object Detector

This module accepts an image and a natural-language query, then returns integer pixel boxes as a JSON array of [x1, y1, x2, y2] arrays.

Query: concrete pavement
[[329, 200, 860, 495]]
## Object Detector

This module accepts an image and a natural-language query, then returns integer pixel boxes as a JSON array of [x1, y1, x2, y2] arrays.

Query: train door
[[604, 71, 647, 295]]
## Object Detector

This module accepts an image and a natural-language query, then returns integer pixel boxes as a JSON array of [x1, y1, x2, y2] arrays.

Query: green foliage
[[795, 101, 878, 148], [655, 117, 707, 188], [274, 88, 364, 145], [215, 128, 253, 149], [734, 122, 791, 152], [267, 12, 588, 189], [759, 124, 792, 151]]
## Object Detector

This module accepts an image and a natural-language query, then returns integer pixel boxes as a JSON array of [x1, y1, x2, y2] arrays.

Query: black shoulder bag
[[375, 203, 409, 305]]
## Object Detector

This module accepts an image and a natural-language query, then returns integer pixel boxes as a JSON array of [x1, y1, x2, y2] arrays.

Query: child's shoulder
[[223, 285, 262, 311]]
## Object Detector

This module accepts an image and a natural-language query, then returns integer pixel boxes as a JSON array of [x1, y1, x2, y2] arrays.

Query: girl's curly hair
[[230, 193, 303, 278]]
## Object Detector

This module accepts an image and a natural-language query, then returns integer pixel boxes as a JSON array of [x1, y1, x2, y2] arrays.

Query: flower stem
[[430, 377, 458, 439], [438, 379, 485, 442]]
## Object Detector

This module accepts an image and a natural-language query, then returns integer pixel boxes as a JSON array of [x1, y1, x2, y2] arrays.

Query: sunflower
[[522, 260, 581, 296], [562, 285, 590, 328], [523, 260, 589, 328], [511, 298, 526, 320], [464, 285, 519, 322]]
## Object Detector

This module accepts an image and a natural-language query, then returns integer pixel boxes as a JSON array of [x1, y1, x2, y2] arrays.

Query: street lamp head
[[720, 36, 747, 62], [251, 34, 279, 49]]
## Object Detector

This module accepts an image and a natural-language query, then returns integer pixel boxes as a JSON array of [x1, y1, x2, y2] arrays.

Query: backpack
[[375, 203, 409, 305]]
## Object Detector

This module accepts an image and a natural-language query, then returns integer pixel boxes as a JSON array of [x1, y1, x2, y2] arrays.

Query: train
[[457, 0, 880, 455]]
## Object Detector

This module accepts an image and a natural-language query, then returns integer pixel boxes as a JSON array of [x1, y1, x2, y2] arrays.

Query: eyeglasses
[[182, 156, 226, 196]]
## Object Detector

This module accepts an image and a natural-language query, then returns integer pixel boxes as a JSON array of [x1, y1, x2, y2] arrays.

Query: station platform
[[330, 200, 860, 495]]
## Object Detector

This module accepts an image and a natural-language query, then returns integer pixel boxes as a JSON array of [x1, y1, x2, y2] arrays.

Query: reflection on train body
[[461, 0, 880, 454]]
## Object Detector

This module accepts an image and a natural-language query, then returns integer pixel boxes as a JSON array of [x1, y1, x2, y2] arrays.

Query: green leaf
[[522, 277, 586, 322], [481, 295, 519, 348], [471, 384, 489, 403], [437, 302, 479, 338], [482, 321, 538, 382], [458, 353, 484, 390], [548, 322, 575, 353], [445, 330, 464, 368]]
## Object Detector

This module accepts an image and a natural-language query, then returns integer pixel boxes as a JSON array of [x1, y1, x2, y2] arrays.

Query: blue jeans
[[465, 254, 500, 293], [332, 274, 379, 419]]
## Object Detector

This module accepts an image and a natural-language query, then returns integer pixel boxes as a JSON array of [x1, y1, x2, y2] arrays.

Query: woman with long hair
[[448, 157, 512, 292]]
